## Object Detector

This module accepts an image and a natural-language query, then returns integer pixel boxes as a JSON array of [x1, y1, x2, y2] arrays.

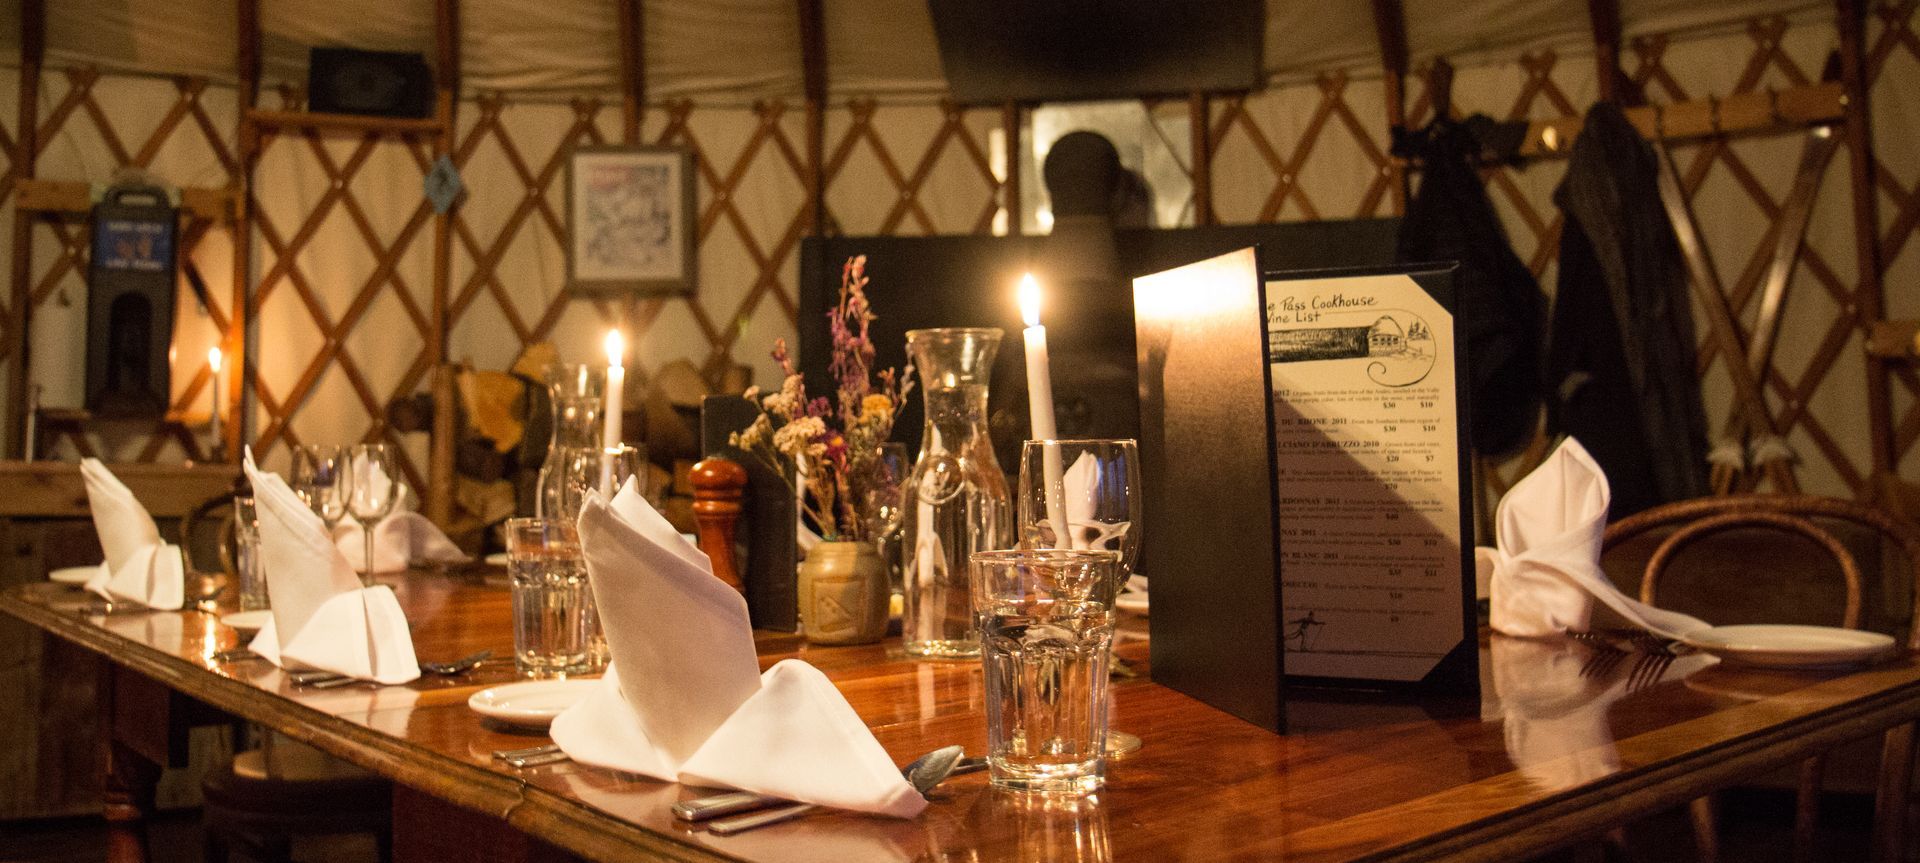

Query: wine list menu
[[1264, 270, 1469, 685]]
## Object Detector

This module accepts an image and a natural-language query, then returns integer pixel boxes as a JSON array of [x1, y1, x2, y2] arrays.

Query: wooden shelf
[[245, 108, 447, 136], [1517, 81, 1846, 159], [15, 179, 237, 222]]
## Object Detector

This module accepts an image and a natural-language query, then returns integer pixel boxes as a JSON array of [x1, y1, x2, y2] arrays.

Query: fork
[[419, 650, 492, 676]]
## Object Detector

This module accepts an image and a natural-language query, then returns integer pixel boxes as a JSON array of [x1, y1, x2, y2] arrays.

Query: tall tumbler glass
[[902, 328, 1011, 659], [970, 548, 1118, 796], [503, 518, 590, 678], [233, 495, 268, 611]]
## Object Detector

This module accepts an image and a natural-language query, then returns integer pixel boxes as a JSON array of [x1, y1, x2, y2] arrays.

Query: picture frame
[[566, 145, 697, 297]]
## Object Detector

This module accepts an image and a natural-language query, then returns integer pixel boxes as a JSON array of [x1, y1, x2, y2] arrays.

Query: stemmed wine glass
[[292, 444, 352, 529], [1018, 438, 1143, 756], [857, 443, 910, 593], [347, 444, 400, 583]]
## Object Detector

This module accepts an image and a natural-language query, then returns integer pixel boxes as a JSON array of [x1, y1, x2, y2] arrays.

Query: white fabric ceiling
[[18, 0, 1829, 99]]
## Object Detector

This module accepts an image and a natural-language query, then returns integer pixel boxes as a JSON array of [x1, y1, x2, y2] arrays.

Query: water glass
[[346, 444, 400, 582], [292, 445, 352, 530], [970, 548, 1120, 795], [233, 496, 268, 612], [503, 518, 590, 678]]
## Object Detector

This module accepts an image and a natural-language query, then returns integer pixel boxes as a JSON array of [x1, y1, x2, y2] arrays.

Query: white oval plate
[[484, 552, 509, 567], [1115, 593, 1149, 616], [1680, 624, 1896, 669], [468, 679, 597, 729], [49, 566, 96, 586], [220, 610, 273, 634]]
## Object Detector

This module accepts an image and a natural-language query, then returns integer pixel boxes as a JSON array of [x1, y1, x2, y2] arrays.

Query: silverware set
[[483, 742, 986, 834], [280, 649, 495, 689]]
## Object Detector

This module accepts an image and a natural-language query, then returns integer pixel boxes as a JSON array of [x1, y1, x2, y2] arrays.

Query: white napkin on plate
[[1479, 438, 1711, 639], [243, 458, 420, 684], [549, 478, 926, 819], [80, 458, 185, 609]]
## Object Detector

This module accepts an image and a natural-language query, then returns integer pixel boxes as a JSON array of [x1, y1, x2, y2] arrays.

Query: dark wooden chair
[[1604, 494, 1920, 863], [200, 740, 392, 863]]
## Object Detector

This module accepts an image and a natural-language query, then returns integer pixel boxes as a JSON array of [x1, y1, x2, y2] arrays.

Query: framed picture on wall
[[566, 145, 697, 296]]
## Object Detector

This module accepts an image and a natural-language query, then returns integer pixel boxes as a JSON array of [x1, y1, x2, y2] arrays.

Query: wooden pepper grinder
[[690, 457, 748, 594]]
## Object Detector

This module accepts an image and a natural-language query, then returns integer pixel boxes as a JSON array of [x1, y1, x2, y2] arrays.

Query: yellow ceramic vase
[[797, 541, 890, 645]]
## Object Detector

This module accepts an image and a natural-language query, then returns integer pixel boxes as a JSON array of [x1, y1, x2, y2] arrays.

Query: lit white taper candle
[[1019, 274, 1072, 548], [601, 330, 626, 495], [207, 346, 224, 451]]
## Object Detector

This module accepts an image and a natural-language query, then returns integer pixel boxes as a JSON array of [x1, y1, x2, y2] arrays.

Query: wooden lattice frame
[[1867, 1, 1920, 468], [1209, 71, 1400, 222], [245, 88, 438, 490], [21, 69, 236, 463]]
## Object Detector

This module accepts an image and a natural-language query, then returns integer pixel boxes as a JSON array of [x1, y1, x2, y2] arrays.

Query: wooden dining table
[[6, 568, 1920, 863]]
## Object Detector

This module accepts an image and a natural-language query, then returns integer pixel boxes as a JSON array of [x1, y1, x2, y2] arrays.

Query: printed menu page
[[1265, 272, 1464, 682]]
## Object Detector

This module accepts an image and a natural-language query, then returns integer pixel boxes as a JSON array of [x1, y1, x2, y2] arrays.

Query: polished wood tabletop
[[8, 571, 1920, 862]]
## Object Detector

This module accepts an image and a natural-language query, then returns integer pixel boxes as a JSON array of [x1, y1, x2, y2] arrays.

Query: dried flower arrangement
[[730, 255, 911, 541]]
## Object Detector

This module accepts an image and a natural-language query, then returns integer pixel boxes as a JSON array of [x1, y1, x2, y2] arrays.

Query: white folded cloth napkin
[[80, 458, 185, 609], [244, 457, 420, 684], [1479, 437, 1711, 639], [333, 510, 466, 573], [550, 478, 926, 819]]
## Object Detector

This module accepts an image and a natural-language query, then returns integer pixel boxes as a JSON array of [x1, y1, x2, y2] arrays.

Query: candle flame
[[208, 346, 222, 373], [605, 330, 625, 368], [1018, 273, 1043, 328]]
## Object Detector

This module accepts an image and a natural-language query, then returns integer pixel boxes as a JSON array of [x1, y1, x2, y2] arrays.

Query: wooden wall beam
[[798, 0, 827, 236], [427, 0, 460, 525], [1835, 0, 1894, 481], [6, 0, 45, 458], [1587, 0, 1627, 104], [1511, 82, 1844, 160], [1188, 92, 1211, 226], [1003, 101, 1023, 234], [14, 180, 235, 222], [230, 0, 260, 462], [616, 0, 644, 143], [1369, 0, 1409, 214]]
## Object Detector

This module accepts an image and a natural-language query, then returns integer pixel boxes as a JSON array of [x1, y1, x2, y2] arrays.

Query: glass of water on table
[[503, 518, 591, 678], [969, 548, 1120, 796]]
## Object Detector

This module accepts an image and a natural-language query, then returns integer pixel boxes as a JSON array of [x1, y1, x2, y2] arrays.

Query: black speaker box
[[307, 48, 433, 119]]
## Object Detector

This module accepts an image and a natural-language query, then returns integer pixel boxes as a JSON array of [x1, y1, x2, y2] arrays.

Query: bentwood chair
[[200, 738, 392, 863], [1604, 494, 1920, 863]]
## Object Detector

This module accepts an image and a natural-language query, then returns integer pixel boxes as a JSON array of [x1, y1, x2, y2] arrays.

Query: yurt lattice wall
[[0, 0, 1911, 513]]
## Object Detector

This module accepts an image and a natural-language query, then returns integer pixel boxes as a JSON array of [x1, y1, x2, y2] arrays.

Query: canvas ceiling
[[11, 0, 1831, 99]]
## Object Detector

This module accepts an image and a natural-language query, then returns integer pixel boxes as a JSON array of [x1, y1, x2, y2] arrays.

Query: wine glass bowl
[[292, 445, 352, 531], [347, 444, 401, 581]]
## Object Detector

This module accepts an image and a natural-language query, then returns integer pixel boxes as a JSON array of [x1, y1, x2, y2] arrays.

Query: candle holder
[[901, 327, 1012, 659]]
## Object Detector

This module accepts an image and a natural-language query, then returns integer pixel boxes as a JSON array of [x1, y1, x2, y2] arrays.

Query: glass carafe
[[536, 363, 604, 520], [901, 328, 1012, 658]]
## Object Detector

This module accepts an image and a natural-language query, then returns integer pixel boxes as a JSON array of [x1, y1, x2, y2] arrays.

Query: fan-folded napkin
[[243, 459, 419, 684], [1479, 438, 1710, 639], [549, 479, 926, 818], [80, 458, 185, 609]]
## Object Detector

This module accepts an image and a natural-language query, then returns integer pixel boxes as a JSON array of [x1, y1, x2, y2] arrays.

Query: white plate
[[1115, 593, 1149, 616], [484, 552, 509, 567], [1679, 624, 1896, 669], [468, 679, 597, 729], [220, 610, 273, 634], [49, 565, 96, 586]]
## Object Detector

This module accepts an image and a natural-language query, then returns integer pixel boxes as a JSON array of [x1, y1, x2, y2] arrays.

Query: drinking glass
[[232, 495, 268, 611], [346, 444, 400, 583], [1018, 439, 1142, 757], [970, 548, 1119, 796], [292, 445, 352, 532], [503, 517, 591, 678], [546, 443, 650, 523]]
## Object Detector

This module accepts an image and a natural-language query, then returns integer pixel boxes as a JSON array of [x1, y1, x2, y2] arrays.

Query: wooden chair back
[[180, 491, 237, 578], [1604, 494, 1920, 648]]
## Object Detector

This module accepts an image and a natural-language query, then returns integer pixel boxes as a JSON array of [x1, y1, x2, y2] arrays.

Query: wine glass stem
[[363, 526, 376, 586]]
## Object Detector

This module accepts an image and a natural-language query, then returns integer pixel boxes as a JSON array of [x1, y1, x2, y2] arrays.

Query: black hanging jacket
[[1547, 103, 1711, 517], [1394, 115, 1547, 457]]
